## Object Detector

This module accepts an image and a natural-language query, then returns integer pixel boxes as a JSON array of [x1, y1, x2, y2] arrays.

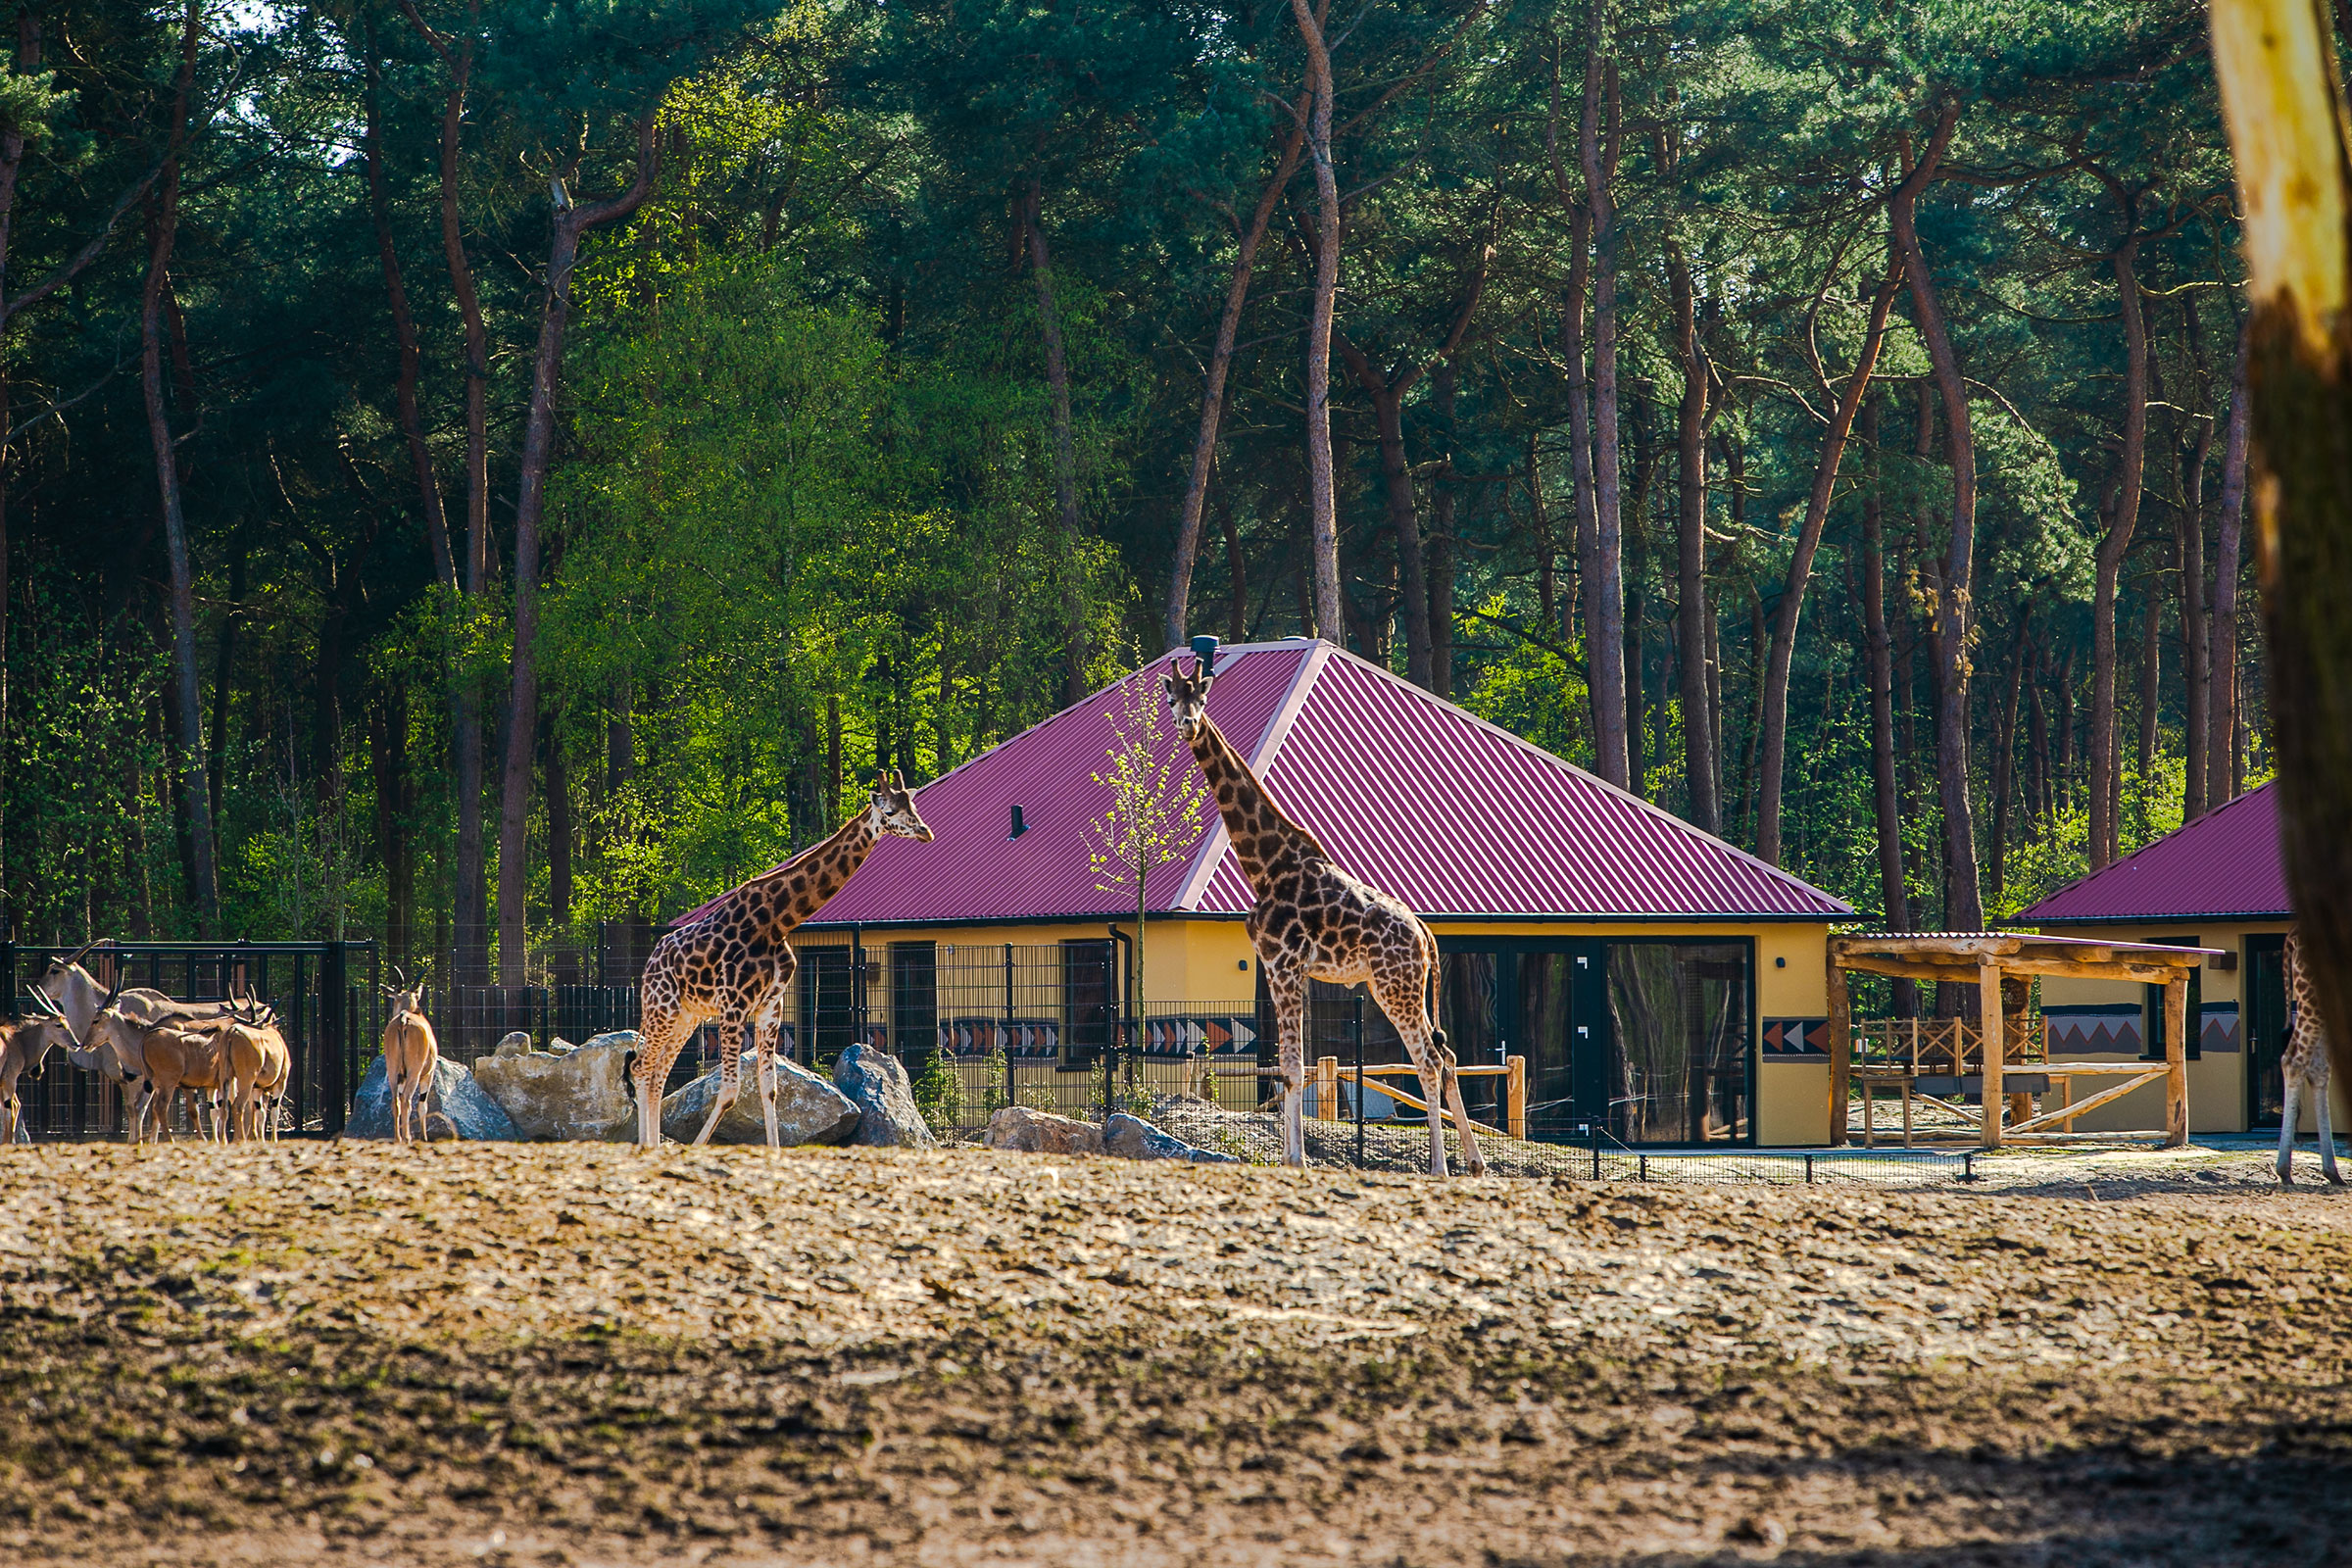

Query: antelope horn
[[54, 937, 100, 970], [24, 983, 84, 1053]]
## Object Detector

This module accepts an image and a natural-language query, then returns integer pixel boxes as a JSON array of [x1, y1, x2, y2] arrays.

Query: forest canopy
[[0, 0, 2258, 984]]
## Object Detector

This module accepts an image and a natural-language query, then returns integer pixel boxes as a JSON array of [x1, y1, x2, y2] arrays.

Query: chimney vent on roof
[[1009, 805, 1028, 839]]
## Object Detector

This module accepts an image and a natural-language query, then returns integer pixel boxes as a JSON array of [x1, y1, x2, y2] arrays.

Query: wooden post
[[1316, 1054, 1340, 1122], [1506, 1054, 1527, 1140], [1826, 949, 1851, 1147], [2163, 974, 2189, 1147], [1979, 961, 2005, 1149]]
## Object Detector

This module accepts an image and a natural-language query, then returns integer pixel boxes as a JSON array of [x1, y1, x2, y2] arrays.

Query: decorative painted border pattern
[[1763, 1018, 1829, 1057]]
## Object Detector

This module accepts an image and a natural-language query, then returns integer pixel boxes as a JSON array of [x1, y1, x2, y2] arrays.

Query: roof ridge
[[1309, 643, 1854, 914], [1167, 644, 1321, 910]]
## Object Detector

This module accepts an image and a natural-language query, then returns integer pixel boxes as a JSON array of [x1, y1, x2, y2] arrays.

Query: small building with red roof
[[2019, 781, 2343, 1134], [695, 640, 1856, 1147]]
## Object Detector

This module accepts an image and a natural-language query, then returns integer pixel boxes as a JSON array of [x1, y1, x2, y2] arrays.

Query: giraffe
[[626, 771, 934, 1152], [1163, 654, 1486, 1177], [2278, 931, 2343, 1186]]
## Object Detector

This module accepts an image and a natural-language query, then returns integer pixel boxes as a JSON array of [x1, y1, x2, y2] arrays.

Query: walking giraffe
[[627, 771, 934, 1151], [2278, 931, 2343, 1186], [1162, 651, 1485, 1176]]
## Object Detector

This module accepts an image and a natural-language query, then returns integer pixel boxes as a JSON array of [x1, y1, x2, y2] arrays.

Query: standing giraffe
[[2278, 931, 2343, 1186], [627, 771, 934, 1151], [1163, 654, 1485, 1176]]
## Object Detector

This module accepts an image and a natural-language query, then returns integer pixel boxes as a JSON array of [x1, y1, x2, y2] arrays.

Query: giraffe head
[[1162, 656, 1215, 741], [867, 769, 934, 842]]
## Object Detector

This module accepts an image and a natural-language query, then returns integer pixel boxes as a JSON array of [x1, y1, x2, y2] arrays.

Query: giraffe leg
[[1267, 963, 1308, 1170], [2317, 1073, 2343, 1186], [758, 1017, 781, 1152], [1436, 1036, 1487, 1178], [2278, 1078, 2300, 1186], [691, 1025, 741, 1148]]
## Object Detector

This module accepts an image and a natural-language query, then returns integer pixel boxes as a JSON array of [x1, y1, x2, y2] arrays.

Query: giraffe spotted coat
[[627, 773, 933, 1151], [1164, 654, 1485, 1177]]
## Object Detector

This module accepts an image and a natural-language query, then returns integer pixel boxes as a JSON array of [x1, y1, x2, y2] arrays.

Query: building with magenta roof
[[692, 640, 1856, 1148], [2019, 780, 2348, 1136]]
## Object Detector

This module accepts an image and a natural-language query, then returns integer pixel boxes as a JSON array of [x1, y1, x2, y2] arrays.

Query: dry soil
[[0, 1141, 2346, 1567]]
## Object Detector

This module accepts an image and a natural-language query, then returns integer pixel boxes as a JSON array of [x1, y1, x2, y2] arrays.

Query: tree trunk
[[1163, 98, 1307, 650], [140, 0, 215, 934], [1990, 617, 2028, 906], [1339, 362, 1432, 683], [1888, 102, 1983, 932], [1289, 0, 1343, 639], [2180, 466, 2212, 821], [1580, 38, 1629, 788], [1547, 35, 1598, 659], [2135, 585, 2160, 835], [1430, 359, 1460, 697], [1222, 499, 1249, 643], [498, 118, 662, 987], [370, 687, 413, 966], [1754, 257, 1905, 862], [2027, 644, 2050, 823], [1529, 429, 1557, 633], [546, 720, 571, 933], [1021, 179, 1091, 702], [2089, 226, 2151, 870], [1663, 236, 1719, 832], [1861, 399, 1910, 979], [363, 17, 456, 591], [400, 0, 493, 982], [2055, 643, 2077, 818], [2209, 327, 2250, 809]]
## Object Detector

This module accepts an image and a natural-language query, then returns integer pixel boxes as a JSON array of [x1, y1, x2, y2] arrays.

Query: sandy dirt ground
[[0, 1141, 2345, 1567]]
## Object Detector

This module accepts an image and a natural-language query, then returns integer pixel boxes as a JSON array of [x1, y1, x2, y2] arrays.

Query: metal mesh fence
[[1, 931, 1963, 1184]]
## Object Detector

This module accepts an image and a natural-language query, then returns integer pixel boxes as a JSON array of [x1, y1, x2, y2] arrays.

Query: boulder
[[834, 1043, 936, 1150], [492, 1031, 533, 1060], [982, 1105, 1103, 1155], [348, 1056, 519, 1142], [1102, 1112, 1239, 1164], [472, 1030, 640, 1142], [661, 1051, 861, 1147]]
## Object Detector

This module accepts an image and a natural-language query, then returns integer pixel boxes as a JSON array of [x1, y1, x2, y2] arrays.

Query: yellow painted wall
[[2034, 921, 2352, 1135], [1758, 1058, 1831, 1146], [841, 914, 1838, 1143]]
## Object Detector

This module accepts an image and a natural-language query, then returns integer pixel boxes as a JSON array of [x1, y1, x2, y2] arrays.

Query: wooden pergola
[[1825, 932, 2219, 1150]]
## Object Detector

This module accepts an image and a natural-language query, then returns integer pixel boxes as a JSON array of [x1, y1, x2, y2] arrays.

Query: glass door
[[2246, 934, 2287, 1128]]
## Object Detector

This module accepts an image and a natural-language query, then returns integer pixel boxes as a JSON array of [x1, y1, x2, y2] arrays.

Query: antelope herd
[[4, 942, 292, 1147]]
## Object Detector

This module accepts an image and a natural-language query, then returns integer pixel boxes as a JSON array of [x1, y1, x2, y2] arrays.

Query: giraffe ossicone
[[629, 770, 934, 1152], [1164, 649, 1486, 1177]]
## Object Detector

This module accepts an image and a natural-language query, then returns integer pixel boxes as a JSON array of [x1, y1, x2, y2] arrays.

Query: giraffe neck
[[1189, 716, 1324, 892], [749, 808, 882, 935]]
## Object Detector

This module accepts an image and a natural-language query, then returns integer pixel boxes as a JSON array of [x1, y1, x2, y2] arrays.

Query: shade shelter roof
[[1823, 930, 2219, 1151], [2015, 783, 2287, 924], [680, 638, 1851, 928]]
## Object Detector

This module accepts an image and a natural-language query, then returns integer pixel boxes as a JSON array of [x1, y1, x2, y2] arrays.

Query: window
[[2140, 936, 2202, 1062], [1059, 939, 1116, 1067], [889, 943, 937, 1069], [1606, 943, 1751, 1144]]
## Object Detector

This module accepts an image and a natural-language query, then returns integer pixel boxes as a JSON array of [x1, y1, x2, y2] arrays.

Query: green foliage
[[908, 1051, 963, 1141]]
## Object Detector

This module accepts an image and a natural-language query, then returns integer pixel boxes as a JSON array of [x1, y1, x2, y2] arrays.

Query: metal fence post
[[1353, 989, 1365, 1170], [1003, 943, 1016, 1114], [1592, 1121, 1601, 1181], [321, 942, 348, 1137]]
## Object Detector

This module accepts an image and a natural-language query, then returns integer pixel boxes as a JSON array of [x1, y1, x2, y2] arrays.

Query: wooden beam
[[1827, 947, 1852, 1147], [2008, 1069, 2168, 1134], [2164, 975, 2189, 1148], [1836, 955, 2200, 985], [1506, 1054, 1527, 1141], [1832, 934, 2022, 956], [1979, 960, 2005, 1150]]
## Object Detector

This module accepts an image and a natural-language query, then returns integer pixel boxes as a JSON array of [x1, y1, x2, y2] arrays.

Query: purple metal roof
[[2018, 782, 2288, 924], [691, 639, 1849, 928], [1188, 647, 1847, 918]]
